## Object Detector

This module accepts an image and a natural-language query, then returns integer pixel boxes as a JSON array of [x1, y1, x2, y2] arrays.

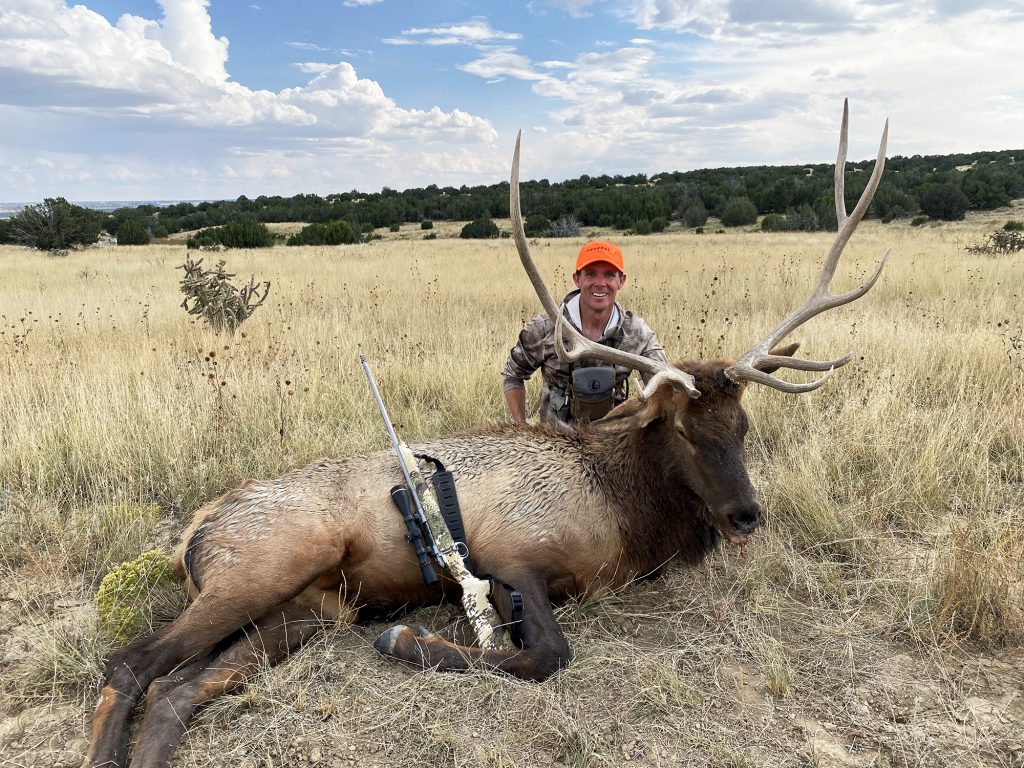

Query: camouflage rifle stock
[[360, 355, 510, 650]]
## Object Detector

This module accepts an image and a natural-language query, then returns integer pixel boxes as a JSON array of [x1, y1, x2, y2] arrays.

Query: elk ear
[[593, 385, 675, 431], [756, 341, 801, 374]]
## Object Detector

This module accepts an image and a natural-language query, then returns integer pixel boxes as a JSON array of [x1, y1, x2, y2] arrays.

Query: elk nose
[[728, 504, 761, 535]]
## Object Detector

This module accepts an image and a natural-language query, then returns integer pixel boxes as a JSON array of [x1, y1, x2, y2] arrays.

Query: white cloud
[[138, 0, 230, 84], [390, 19, 521, 47], [452, 2, 1024, 186], [0, 0, 1021, 201], [459, 49, 549, 81], [294, 62, 335, 74], [0, 0, 309, 125], [545, 0, 602, 18], [0, 0, 500, 199], [287, 40, 346, 54], [629, 0, 730, 34]]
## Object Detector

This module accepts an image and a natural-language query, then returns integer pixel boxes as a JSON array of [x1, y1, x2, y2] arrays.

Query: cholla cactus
[[95, 549, 181, 646], [177, 256, 270, 333]]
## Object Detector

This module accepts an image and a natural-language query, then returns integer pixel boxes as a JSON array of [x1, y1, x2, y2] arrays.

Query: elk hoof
[[373, 625, 406, 656], [373, 625, 434, 656]]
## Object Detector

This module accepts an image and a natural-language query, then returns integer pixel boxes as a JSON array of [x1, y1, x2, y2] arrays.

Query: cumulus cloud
[[1, 0, 1021, 201], [0, 0, 496, 141], [0, 0, 310, 125], [278, 61, 496, 142], [140, 0, 230, 84], [457, 1, 1024, 181], [0, 0, 499, 199]]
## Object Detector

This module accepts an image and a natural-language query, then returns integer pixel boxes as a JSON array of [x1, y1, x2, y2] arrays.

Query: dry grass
[[1, 208, 1023, 767]]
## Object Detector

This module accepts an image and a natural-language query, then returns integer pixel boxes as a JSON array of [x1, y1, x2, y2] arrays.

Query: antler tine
[[835, 99, 849, 231], [510, 132, 700, 400], [510, 131, 561, 322], [726, 102, 889, 393]]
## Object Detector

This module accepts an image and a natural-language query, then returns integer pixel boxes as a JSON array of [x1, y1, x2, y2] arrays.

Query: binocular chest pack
[[570, 365, 616, 421]]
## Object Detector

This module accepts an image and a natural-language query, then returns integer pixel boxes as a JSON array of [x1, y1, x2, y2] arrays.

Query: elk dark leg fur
[[82, 538, 350, 768], [127, 601, 324, 768], [374, 571, 571, 681], [81, 592, 247, 768]]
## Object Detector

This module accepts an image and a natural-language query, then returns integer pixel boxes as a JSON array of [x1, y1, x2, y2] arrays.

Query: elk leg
[[127, 601, 324, 768], [143, 651, 218, 705], [374, 571, 571, 681], [81, 595, 232, 768], [82, 552, 345, 768]]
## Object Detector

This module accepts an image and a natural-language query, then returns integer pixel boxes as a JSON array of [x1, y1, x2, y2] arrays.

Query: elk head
[[509, 100, 889, 547]]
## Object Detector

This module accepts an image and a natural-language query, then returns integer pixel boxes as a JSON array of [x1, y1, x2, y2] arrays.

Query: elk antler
[[509, 132, 700, 400], [724, 100, 890, 393]]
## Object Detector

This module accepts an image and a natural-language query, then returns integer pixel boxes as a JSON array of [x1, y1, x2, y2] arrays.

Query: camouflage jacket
[[502, 290, 667, 426]]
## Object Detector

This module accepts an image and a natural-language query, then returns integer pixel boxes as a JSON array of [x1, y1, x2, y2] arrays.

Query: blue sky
[[1, 0, 1022, 202]]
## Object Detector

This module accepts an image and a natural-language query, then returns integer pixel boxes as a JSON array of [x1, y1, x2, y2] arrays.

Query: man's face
[[572, 260, 627, 315]]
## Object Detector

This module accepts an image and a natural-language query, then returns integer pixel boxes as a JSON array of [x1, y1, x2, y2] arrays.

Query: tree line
[[1, 145, 1021, 251]]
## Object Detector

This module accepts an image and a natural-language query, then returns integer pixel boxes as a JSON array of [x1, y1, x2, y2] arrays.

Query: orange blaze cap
[[575, 241, 624, 273]]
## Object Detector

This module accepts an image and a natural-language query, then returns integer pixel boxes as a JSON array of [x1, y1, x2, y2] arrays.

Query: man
[[502, 240, 667, 428]]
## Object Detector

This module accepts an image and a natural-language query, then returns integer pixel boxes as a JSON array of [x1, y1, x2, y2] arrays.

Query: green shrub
[[812, 195, 839, 231], [720, 197, 758, 227], [650, 216, 668, 233], [966, 230, 1024, 255], [420, 220, 433, 230], [116, 218, 150, 246], [186, 216, 274, 249], [525, 213, 551, 237], [920, 183, 969, 221], [1003, 220, 1024, 232], [388, 223, 401, 232], [460, 216, 499, 239], [7, 197, 103, 251], [911, 215, 930, 227], [761, 213, 790, 232], [547, 214, 582, 238], [424, 232, 437, 240], [787, 203, 820, 232], [633, 218, 652, 235], [681, 202, 708, 228], [287, 219, 357, 246]]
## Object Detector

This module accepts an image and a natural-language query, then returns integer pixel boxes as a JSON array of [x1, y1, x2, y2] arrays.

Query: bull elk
[[82, 100, 888, 768]]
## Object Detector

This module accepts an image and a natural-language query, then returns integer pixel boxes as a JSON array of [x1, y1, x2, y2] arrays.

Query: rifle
[[360, 355, 510, 650]]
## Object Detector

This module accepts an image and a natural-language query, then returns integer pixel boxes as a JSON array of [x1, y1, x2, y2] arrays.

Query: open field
[[1, 210, 1023, 768]]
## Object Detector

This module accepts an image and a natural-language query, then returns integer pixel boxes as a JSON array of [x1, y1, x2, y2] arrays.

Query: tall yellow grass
[[1, 216, 1021, 639], [0, 214, 1019, 765]]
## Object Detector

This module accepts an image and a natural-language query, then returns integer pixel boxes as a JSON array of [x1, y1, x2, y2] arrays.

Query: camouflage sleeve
[[502, 313, 552, 391], [634, 317, 668, 385]]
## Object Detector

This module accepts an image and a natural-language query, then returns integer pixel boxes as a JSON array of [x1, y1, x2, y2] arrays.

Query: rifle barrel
[[359, 355, 440, 559]]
